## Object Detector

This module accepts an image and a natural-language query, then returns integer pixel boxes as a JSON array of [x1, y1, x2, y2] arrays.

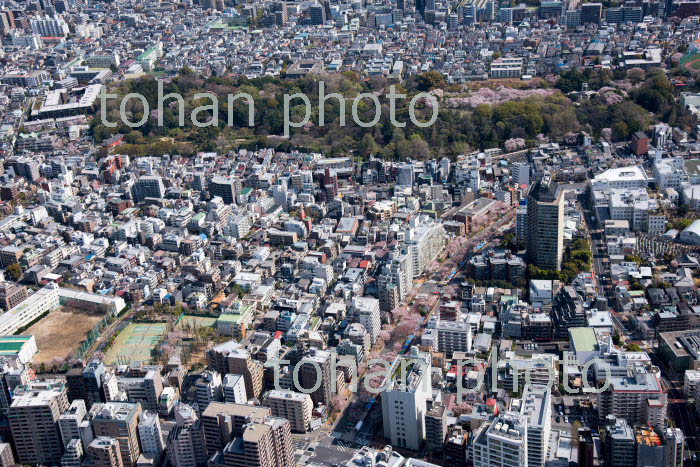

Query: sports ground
[[104, 322, 168, 365]]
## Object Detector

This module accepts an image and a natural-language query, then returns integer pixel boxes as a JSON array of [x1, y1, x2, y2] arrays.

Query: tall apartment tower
[[90, 402, 142, 467], [9, 385, 70, 465], [227, 348, 264, 401], [381, 347, 432, 451], [525, 174, 564, 271], [264, 390, 313, 433], [167, 404, 207, 467], [518, 387, 551, 467], [59, 399, 88, 446], [351, 296, 381, 345], [200, 403, 271, 457], [425, 403, 448, 453], [298, 348, 333, 408], [138, 411, 165, 456]]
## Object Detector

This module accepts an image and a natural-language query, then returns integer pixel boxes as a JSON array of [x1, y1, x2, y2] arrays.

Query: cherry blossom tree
[[504, 138, 526, 152], [453, 402, 473, 416]]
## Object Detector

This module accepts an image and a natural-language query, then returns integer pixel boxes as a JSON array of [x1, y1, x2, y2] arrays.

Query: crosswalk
[[356, 435, 370, 445], [335, 440, 352, 452], [330, 431, 343, 439], [292, 440, 307, 454]]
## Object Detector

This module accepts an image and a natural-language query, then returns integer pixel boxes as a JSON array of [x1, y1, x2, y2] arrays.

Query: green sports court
[[105, 322, 168, 365]]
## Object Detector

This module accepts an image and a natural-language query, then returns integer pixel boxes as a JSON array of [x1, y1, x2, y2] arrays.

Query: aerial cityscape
[[0, 0, 699, 466]]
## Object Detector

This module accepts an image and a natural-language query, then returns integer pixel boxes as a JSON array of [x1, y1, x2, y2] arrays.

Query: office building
[[131, 176, 165, 203], [580, 2, 602, 23], [210, 176, 238, 205], [526, 174, 564, 271], [309, 4, 326, 24]]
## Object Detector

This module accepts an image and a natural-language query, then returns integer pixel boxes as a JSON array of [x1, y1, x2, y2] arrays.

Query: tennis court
[[105, 322, 168, 365]]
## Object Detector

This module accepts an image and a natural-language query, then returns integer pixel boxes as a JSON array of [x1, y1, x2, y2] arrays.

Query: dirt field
[[27, 308, 105, 365]]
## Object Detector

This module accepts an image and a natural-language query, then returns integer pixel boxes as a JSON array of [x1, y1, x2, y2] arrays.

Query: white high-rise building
[[435, 320, 473, 353], [222, 374, 247, 404], [516, 388, 551, 467], [381, 348, 432, 451], [472, 411, 528, 467], [378, 247, 413, 311], [138, 411, 165, 456], [405, 216, 447, 276], [59, 399, 87, 447], [194, 371, 222, 411], [352, 296, 381, 344], [30, 16, 69, 37]]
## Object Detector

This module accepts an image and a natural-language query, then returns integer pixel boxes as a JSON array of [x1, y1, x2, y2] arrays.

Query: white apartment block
[[224, 215, 251, 239], [472, 412, 528, 467], [381, 348, 432, 451], [607, 188, 665, 234], [222, 374, 247, 404], [591, 166, 649, 190], [352, 296, 381, 344], [435, 320, 473, 354], [514, 388, 551, 467], [138, 411, 165, 455], [30, 16, 70, 37], [406, 216, 447, 277], [490, 57, 523, 78]]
